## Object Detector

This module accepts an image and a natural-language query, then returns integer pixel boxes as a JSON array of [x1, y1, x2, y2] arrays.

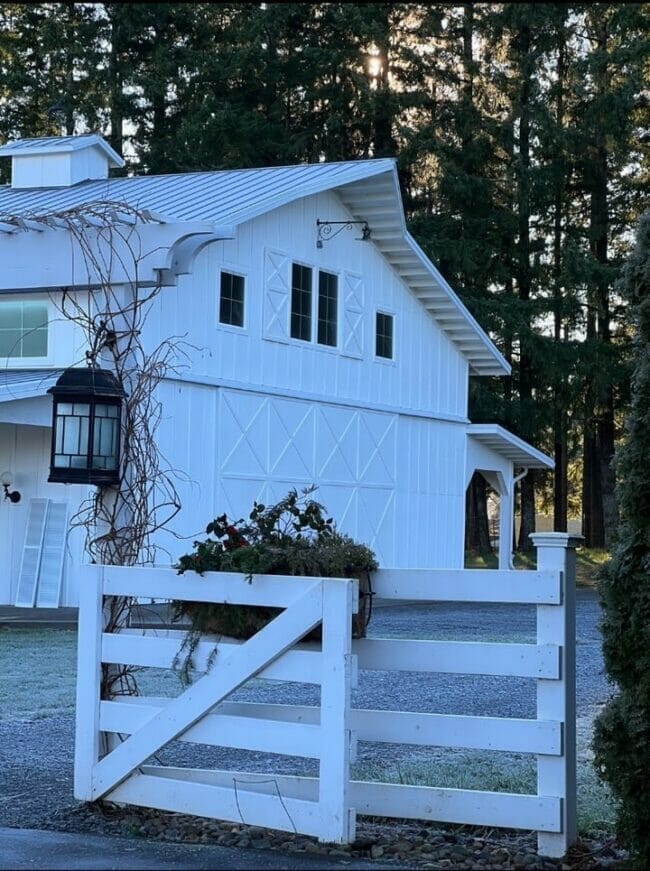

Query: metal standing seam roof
[[0, 154, 509, 376], [467, 424, 554, 469], [0, 369, 62, 402]]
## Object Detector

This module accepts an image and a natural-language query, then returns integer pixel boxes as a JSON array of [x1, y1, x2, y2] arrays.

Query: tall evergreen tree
[[571, 3, 649, 546]]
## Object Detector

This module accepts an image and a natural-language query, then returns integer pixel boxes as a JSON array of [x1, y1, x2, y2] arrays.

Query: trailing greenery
[[592, 211, 650, 866], [172, 487, 378, 683]]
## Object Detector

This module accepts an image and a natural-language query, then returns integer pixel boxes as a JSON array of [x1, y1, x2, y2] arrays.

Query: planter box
[[174, 571, 373, 641]]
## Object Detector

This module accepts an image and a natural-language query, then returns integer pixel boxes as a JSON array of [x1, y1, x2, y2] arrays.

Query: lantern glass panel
[[54, 403, 90, 469], [91, 403, 119, 470]]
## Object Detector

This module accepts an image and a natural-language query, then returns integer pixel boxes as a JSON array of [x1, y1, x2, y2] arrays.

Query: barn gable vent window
[[375, 311, 394, 359], [219, 271, 245, 327], [0, 300, 48, 358]]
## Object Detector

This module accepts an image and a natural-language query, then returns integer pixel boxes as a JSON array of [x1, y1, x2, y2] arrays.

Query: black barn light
[[47, 367, 126, 486]]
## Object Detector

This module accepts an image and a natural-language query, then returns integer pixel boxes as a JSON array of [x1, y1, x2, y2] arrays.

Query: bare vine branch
[[3, 200, 189, 699]]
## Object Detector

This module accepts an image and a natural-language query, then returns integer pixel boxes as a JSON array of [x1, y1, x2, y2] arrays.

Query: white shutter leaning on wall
[[14, 498, 68, 608], [263, 249, 290, 343], [341, 272, 364, 359], [15, 498, 48, 607], [36, 501, 68, 607]]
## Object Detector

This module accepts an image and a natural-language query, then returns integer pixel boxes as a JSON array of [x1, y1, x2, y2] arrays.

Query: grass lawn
[[465, 546, 609, 588], [0, 628, 185, 720]]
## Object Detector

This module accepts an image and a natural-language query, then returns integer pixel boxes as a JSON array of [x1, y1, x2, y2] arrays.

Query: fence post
[[73, 564, 105, 800], [531, 532, 582, 858], [318, 577, 356, 844]]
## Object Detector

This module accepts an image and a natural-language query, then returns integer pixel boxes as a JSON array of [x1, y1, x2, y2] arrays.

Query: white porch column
[[499, 477, 515, 570], [530, 532, 582, 858]]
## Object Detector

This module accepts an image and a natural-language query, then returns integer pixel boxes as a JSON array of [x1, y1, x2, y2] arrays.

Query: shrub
[[172, 487, 378, 682], [592, 212, 650, 866]]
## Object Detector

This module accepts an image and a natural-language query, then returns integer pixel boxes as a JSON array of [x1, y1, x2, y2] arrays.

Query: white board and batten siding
[[75, 537, 578, 858], [153, 382, 467, 570], [0, 417, 79, 607], [148, 189, 469, 420]]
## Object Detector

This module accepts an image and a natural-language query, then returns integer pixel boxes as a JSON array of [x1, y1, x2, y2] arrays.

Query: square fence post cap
[[529, 532, 584, 549]]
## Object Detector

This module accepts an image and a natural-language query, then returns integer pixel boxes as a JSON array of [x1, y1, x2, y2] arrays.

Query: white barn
[[0, 134, 552, 608]]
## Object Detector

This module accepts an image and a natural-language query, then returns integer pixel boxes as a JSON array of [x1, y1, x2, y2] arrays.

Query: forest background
[[1, 2, 648, 551]]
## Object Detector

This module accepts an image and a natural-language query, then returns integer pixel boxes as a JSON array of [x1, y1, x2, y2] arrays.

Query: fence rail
[[74, 532, 579, 857]]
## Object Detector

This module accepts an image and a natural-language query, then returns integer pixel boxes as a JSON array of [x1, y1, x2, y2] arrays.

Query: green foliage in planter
[[592, 212, 650, 867], [172, 487, 378, 683]]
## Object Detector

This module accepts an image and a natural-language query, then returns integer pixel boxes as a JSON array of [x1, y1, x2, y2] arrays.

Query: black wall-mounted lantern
[[47, 367, 126, 486], [0, 470, 20, 503]]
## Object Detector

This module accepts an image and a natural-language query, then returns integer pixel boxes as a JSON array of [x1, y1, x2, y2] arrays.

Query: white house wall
[[153, 383, 466, 571], [465, 438, 513, 490], [144, 190, 469, 421], [0, 422, 86, 605]]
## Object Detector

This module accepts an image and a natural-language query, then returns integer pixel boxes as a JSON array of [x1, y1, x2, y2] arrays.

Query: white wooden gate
[[74, 533, 578, 857], [74, 564, 358, 843]]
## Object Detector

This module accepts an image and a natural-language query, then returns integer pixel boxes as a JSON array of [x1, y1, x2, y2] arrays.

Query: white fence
[[74, 532, 580, 857]]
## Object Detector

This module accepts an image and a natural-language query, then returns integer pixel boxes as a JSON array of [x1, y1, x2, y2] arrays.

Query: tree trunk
[[465, 473, 493, 556], [518, 471, 536, 551], [372, 5, 395, 158], [514, 21, 535, 549], [552, 18, 568, 533], [108, 5, 124, 156], [586, 13, 616, 547]]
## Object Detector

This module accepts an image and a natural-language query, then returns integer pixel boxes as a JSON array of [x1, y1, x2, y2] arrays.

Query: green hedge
[[593, 212, 650, 866]]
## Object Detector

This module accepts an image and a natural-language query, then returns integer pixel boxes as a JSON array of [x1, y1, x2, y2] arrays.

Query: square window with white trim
[[375, 311, 394, 360], [0, 300, 48, 358], [219, 271, 245, 327]]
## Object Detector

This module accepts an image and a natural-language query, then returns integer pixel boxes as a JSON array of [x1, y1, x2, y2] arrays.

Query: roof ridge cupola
[[0, 133, 124, 190]]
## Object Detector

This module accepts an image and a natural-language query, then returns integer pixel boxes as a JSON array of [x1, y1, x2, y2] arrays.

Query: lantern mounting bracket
[[316, 219, 371, 248]]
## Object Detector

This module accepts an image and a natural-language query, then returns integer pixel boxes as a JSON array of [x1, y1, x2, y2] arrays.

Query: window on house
[[376, 311, 394, 359], [0, 300, 48, 358], [317, 271, 338, 347], [291, 263, 312, 341], [219, 271, 245, 327]]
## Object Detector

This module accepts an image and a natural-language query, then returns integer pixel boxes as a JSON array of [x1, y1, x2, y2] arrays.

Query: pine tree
[[0, 3, 103, 145], [571, 3, 649, 547]]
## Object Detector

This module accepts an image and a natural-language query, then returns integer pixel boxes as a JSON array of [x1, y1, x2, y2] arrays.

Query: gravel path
[[0, 590, 626, 869]]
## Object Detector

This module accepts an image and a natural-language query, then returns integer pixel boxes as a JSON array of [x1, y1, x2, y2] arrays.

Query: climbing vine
[[1, 201, 187, 698]]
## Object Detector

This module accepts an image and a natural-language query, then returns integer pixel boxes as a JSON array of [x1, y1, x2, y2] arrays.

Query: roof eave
[[467, 424, 554, 469]]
